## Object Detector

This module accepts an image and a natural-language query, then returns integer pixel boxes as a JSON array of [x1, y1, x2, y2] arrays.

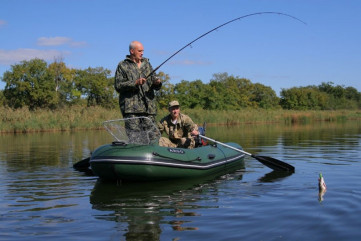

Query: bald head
[[129, 41, 143, 51], [129, 41, 144, 62]]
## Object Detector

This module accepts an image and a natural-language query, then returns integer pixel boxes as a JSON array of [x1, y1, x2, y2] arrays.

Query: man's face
[[130, 43, 144, 61], [169, 106, 180, 119]]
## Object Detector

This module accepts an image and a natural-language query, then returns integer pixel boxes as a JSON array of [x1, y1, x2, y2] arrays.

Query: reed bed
[[1, 106, 360, 133], [176, 108, 361, 126], [0, 106, 121, 133]]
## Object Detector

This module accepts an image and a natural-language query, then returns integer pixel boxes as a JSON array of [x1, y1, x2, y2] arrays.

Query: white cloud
[[37, 36, 71, 46], [37, 36, 87, 47], [0, 48, 70, 65]]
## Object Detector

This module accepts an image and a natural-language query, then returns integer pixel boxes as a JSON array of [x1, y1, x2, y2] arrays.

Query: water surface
[[1, 121, 360, 240]]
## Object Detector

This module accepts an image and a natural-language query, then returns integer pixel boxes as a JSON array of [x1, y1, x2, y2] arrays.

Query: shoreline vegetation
[[1, 106, 360, 134]]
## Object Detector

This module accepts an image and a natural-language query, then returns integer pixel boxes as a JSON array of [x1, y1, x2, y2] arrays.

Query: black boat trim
[[90, 153, 245, 170]]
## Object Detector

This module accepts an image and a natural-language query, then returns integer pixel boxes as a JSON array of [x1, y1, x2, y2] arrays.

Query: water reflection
[[318, 188, 327, 202], [90, 171, 244, 239], [258, 170, 293, 183], [206, 121, 361, 151], [0, 130, 113, 171]]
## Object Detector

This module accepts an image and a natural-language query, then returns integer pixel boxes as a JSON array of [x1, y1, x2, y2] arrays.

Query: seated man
[[158, 100, 199, 149]]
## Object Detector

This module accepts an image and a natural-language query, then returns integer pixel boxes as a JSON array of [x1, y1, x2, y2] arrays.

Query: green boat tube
[[90, 141, 245, 181], [78, 118, 245, 181]]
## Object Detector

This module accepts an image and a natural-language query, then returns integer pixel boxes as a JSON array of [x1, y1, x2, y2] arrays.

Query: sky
[[1, 0, 361, 95]]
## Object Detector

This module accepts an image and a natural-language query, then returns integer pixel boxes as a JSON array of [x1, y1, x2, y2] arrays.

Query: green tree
[[210, 73, 269, 109], [250, 83, 280, 109], [0, 90, 5, 106], [318, 82, 344, 98], [155, 71, 174, 109], [208, 78, 240, 110], [345, 86, 361, 102], [174, 80, 208, 109], [74, 67, 116, 108], [344, 87, 361, 108], [209, 73, 242, 110], [48, 59, 80, 106], [205, 80, 228, 110], [280, 86, 329, 110], [318, 82, 359, 109], [2, 59, 58, 110]]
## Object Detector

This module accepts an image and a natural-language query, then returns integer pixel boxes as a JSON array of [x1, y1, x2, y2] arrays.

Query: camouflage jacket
[[114, 56, 162, 115], [158, 113, 198, 142]]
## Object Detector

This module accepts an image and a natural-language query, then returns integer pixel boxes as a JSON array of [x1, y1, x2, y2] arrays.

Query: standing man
[[114, 41, 162, 143], [158, 100, 199, 149]]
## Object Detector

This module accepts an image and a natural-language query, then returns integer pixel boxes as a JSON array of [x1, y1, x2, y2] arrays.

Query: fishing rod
[[146, 11, 306, 79]]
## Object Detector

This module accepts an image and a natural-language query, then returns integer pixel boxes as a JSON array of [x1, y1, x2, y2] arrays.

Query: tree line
[[1, 58, 360, 111]]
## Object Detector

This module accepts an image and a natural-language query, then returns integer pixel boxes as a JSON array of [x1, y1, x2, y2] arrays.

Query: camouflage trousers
[[158, 137, 196, 149], [123, 114, 159, 144]]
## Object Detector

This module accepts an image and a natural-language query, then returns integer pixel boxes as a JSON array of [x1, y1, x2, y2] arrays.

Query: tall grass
[[1, 106, 360, 133], [0, 106, 121, 133]]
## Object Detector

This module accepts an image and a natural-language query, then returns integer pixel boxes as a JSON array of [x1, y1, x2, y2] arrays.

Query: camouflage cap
[[168, 100, 180, 108]]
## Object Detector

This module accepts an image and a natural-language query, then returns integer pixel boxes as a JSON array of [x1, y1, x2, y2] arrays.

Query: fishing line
[[146, 11, 306, 78]]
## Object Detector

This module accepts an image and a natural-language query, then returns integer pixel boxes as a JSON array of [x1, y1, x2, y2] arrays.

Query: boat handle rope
[[152, 152, 202, 162]]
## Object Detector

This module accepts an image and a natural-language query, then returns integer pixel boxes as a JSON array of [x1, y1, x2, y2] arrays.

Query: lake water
[[1, 121, 361, 240]]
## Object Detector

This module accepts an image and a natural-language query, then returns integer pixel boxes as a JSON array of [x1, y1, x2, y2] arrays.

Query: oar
[[73, 157, 90, 172], [199, 135, 295, 172]]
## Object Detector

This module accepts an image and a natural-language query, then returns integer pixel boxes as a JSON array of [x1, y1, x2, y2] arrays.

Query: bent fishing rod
[[146, 11, 306, 79]]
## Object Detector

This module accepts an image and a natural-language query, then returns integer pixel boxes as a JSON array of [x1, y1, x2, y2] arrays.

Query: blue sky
[[1, 0, 360, 95]]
